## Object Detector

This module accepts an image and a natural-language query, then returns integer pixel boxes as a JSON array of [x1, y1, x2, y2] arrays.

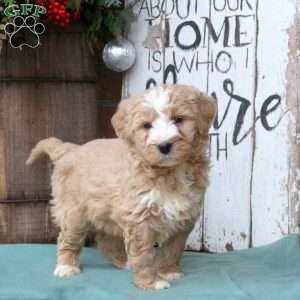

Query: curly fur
[[27, 84, 216, 290]]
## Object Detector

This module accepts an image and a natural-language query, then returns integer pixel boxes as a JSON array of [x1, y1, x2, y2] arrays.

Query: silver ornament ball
[[102, 39, 136, 72]]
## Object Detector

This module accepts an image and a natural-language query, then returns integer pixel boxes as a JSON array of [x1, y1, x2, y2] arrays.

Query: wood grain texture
[[0, 83, 98, 200], [286, 2, 300, 235], [0, 86, 7, 236], [0, 75, 6, 200], [98, 101, 118, 138], [0, 25, 95, 80], [0, 24, 98, 243], [202, 1, 256, 252], [0, 201, 58, 243], [0, 129, 7, 200], [250, 0, 296, 246]]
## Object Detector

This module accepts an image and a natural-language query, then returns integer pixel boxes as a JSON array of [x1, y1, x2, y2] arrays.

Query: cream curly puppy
[[27, 84, 215, 290]]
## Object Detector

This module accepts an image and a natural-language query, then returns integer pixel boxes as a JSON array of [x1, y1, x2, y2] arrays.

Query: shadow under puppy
[[26, 84, 216, 290]]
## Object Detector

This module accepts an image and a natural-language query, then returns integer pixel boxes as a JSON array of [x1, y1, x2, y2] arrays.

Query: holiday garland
[[0, 0, 139, 51]]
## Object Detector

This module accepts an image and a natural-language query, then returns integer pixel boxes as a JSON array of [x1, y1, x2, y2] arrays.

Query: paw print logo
[[4, 16, 45, 50]]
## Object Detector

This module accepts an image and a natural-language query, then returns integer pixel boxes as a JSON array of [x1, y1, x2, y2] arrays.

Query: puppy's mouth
[[160, 153, 171, 161], [156, 152, 178, 167]]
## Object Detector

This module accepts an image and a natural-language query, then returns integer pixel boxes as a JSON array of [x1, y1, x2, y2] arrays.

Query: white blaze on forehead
[[144, 87, 170, 110], [144, 86, 179, 145]]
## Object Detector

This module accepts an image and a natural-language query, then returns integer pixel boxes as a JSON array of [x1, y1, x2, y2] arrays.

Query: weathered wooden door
[[0, 25, 98, 243], [123, 0, 300, 252]]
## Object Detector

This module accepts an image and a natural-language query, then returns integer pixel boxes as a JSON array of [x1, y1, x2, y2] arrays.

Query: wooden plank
[[47, 83, 98, 143], [0, 101, 7, 235], [202, 0, 258, 252], [97, 67, 123, 101], [1, 83, 49, 200], [124, 1, 165, 94], [0, 84, 97, 200], [250, 0, 296, 246], [0, 80, 6, 200], [0, 23, 98, 201], [98, 102, 118, 138], [0, 125, 7, 200], [0, 25, 100, 243], [0, 24, 96, 80], [0, 61, 7, 235], [251, 0, 296, 246], [287, 3, 300, 235], [0, 201, 58, 243], [162, 0, 210, 88]]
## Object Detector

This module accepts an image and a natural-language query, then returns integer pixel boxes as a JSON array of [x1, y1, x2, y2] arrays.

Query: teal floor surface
[[1, 235, 300, 300]]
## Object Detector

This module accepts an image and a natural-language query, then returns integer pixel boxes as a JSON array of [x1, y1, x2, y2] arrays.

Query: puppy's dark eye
[[174, 117, 184, 124], [143, 122, 152, 129]]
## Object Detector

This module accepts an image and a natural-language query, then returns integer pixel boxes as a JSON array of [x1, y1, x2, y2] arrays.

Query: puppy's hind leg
[[54, 208, 89, 278], [96, 232, 128, 269]]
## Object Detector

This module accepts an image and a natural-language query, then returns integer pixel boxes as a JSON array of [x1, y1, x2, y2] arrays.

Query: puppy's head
[[112, 85, 216, 167]]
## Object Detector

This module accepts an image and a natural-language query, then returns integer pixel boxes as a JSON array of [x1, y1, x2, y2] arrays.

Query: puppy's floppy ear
[[111, 97, 135, 141], [196, 92, 216, 135]]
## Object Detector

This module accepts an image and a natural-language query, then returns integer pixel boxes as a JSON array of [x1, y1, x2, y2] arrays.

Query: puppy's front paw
[[136, 279, 171, 290], [159, 272, 184, 281], [53, 264, 80, 278], [154, 280, 171, 290]]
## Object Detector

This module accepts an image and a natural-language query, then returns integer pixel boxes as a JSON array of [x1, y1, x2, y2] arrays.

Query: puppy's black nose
[[158, 143, 172, 154]]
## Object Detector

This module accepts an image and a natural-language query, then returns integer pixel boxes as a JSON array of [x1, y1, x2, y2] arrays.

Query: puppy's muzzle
[[158, 143, 172, 155]]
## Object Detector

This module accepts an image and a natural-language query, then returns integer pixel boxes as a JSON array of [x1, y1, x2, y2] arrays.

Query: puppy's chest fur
[[131, 169, 203, 237]]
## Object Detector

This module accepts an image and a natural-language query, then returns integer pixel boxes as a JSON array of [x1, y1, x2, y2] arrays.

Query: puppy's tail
[[26, 137, 77, 165]]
